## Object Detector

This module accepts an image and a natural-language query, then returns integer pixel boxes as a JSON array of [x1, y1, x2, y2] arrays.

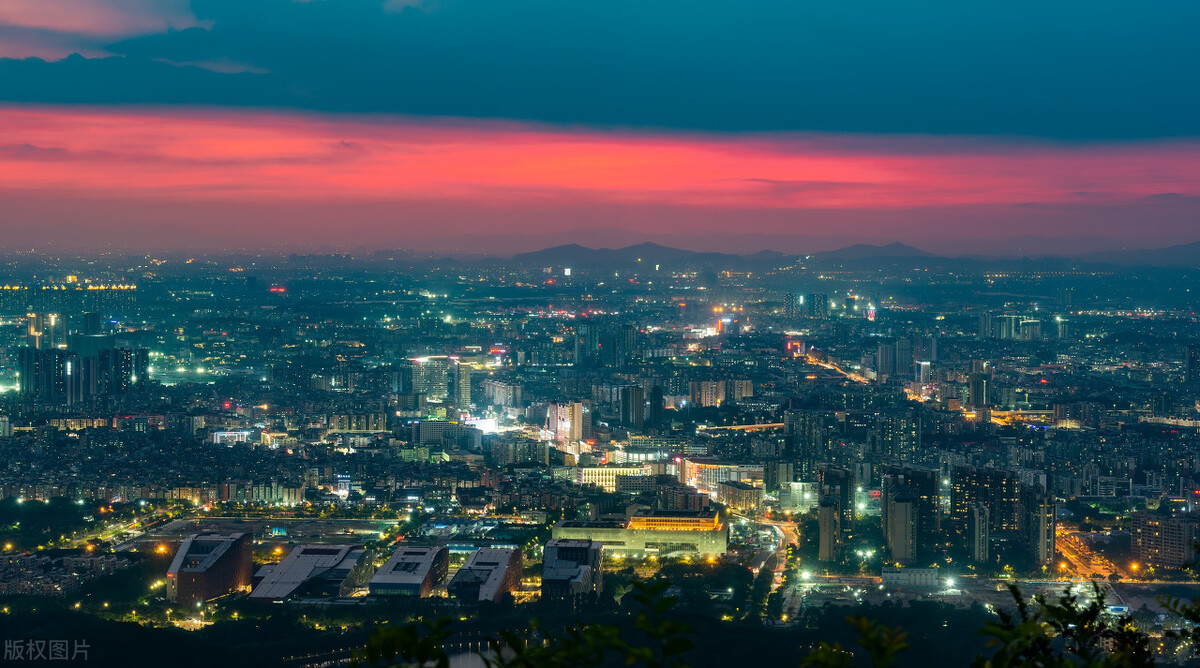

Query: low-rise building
[[881, 565, 940, 589], [369, 546, 449, 597], [447, 548, 522, 602], [249, 544, 373, 602], [541, 539, 603, 602], [166, 532, 252, 605], [552, 509, 727, 557], [717, 480, 762, 510]]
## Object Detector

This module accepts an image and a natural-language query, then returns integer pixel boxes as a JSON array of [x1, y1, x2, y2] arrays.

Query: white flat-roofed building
[[369, 546, 449, 597], [881, 565, 940, 589], [447, 548, 522, 602]]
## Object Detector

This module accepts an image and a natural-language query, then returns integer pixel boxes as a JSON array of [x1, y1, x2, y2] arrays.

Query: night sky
[[1, 1, 1198, 254]]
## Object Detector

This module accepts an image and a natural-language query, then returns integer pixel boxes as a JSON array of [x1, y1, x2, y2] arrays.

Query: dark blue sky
[[3, 0, 1198, 138]]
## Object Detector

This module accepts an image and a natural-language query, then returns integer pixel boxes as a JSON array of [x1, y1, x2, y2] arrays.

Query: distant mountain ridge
[[1075, 240, 1200, 267], [813, 242, 935, 260], [500, 239, 1200, 268], [508, 242, 758, 267]]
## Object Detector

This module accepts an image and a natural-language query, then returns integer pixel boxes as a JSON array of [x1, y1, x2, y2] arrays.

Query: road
[[1055, 525, 1119, 579]]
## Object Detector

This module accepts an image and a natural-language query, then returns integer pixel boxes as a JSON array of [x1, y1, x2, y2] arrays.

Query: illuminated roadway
[[697, 423, 783, 432], [806, 356, 870, 384], [1054, 525, 1119, 579]]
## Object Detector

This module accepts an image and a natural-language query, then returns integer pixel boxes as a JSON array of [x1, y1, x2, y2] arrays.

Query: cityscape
[[2, 1, 1200, 667], [1, 247, 1199, 664]]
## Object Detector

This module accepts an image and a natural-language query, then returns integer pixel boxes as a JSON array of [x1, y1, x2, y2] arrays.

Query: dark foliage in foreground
[[355, 582, 1200, 668]]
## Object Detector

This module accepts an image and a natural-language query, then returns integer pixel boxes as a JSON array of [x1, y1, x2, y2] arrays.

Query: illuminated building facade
[[1132, 511, 1198, 569], [552, 509, 727, 556]]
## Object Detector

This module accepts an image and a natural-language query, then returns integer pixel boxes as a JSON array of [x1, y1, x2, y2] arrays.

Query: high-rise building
[[26, 312, 66, 350], [881, 465, 941, 540], [784, 409, 833, 476], [1187, 344, 1200, 389], [726, 379, 753, 403], [18, 348, 70, 403], [968, 504, 990, 564], [876, 343, 896, 380], [784, 292, 800, 322], [968, 372, 991, 409], [689, 380, 724, 407], [1132, 511, 1198, 569], [978, 313, 994, 338], [914, 335, 938, 363], [871, 411, 921, 462], [410, 357, 449, 401], [1021, 485, 1056, 567], [951, 465, 1020, 535], [803, 294, 830, 320], [884, 486, 917, 565], [619, 385, 646, 429], [893, 338, 913, 378], [818, 496, 842, 562], [647, 385, 665, 427], [996, 315, 1021, 340], [915, 360, 933, 383], [547, 401, 592, 442], [819, 465, 856, 531], [451, 360, 471, 407]]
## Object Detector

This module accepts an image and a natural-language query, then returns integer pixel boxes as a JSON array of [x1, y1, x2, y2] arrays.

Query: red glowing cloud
[[3, 105, 1199, 210], [2, 104, 1200, 251]]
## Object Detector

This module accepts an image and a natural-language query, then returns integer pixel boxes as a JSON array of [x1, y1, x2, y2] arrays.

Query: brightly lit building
[[552, 509, 727, 557]]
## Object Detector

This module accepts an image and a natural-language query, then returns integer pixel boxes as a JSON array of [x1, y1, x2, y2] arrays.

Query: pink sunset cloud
[[1, 104, 1200, 250], [0, 0, 197, 38]]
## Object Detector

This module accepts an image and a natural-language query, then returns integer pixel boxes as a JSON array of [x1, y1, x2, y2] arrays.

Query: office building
[[576, 465, 648, 493], [451, 360, 471, 407]]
